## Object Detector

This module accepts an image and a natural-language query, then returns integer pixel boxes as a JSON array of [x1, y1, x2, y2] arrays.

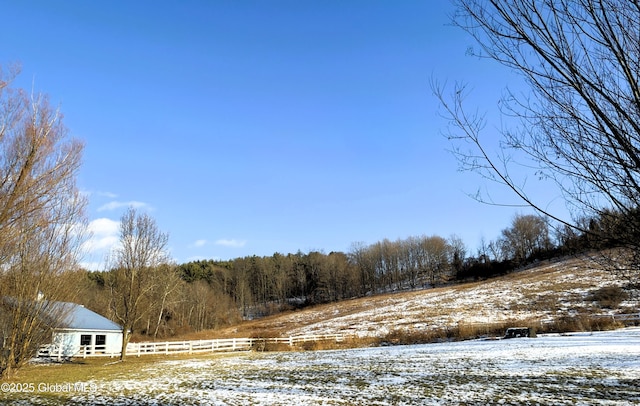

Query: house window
[[95, 335, 106, 353], [80, 335, 92, 346], [80, 334, 92, 355]]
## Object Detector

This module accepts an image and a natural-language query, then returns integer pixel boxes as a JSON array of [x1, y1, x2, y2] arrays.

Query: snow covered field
[[18, 327, 639, 405]]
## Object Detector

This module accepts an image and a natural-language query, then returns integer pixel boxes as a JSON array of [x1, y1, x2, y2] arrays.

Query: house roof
[[1, 297, 122, 332], [57, 302, 122, 332]]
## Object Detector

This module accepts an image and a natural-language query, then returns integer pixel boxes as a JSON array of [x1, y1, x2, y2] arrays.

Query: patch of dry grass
[[9, 353, 197, 383]]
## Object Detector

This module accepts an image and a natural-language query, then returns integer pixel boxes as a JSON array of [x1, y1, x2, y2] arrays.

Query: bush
[[587, 286, 628, 309], [541, 314, 621, 333]]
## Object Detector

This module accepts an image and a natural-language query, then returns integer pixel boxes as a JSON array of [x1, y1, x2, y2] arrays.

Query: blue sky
[[0, 1, 556, 269]]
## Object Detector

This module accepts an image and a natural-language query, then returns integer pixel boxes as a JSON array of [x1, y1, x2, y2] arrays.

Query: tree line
[[73, 208, 635, 346]]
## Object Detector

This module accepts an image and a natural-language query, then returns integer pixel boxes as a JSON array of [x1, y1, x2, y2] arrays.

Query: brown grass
[[542, 314, 622, 333], [377, 319, 542, 345], [587, 286, 629, 309]]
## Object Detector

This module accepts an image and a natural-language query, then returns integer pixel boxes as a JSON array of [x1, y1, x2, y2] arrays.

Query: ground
[[5, 328, 640, 405], [5, 256, 639, 405]]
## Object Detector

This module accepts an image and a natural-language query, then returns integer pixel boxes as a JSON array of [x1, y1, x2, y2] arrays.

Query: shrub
[[587, 286, 628, 309], [542, 314, 621, 333]]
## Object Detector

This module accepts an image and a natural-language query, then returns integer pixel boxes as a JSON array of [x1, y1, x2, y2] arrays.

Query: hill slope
[[204, 255, 637, 340]]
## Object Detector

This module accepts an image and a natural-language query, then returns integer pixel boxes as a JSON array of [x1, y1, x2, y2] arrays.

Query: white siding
[[52, 330, 122, 357]]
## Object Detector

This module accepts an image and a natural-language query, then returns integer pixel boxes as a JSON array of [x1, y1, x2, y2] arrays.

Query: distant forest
[[78, 209, 633, 339]]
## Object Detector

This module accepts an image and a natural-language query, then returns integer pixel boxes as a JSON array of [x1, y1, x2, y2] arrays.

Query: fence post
[[289, 336, 293, 346]]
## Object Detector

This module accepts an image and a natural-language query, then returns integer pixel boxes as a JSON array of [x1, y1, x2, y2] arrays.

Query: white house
[[42, 302, 123, 358]]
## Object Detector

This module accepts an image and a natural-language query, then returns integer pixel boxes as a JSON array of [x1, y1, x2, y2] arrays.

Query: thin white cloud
[[215, 238, 247, 248], [80, 190, 118, 199], [88, 217, 120, 234], [97, 191, 118, 199], [193, 239, 208, 248], [97, 200, 149, 212], [81, 218, 121, 268]]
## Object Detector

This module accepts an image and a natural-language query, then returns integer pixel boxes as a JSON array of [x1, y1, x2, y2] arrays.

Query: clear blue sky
[[0, 0, 557, 269]]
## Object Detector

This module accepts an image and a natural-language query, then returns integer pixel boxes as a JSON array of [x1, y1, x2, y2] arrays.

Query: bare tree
[[419, 236, 451, 287], [349, 242, 377, 295], [434, 0, 640, 279], [448, 234, 467, 277], [499, 214, 551, 265], [107, 208, 169, 359], [0, 66, 86, 378], [146, 263, 183, 339]]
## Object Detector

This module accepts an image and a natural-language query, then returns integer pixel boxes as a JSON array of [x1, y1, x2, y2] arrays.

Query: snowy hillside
[[216, 256, 638, 339]]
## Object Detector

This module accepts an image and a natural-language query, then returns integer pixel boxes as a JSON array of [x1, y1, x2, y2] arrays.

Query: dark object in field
[[504, 327, 530, 339]]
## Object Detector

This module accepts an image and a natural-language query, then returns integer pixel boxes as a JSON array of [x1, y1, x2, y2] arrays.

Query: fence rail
[[592, 313, 640, 323], [126, 337, 254, 356], [37, 344, 121, 359], [127, 333, 346, 357], [38, 333, 347, 359]]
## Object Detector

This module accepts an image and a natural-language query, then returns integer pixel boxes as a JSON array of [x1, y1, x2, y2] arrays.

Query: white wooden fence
[[37, 344, 121, 359], [592, 313, 640, 324], [126, 337, 254, 356], [127, 333, 346, 357], [38, 333, 347, 359]]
